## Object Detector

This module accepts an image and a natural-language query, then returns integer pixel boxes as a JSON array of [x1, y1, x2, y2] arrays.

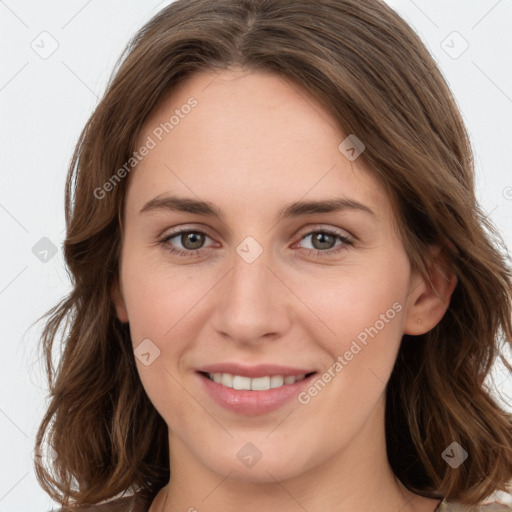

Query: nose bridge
[[230, 247, 271, 302], [211, 240, 290, 342]]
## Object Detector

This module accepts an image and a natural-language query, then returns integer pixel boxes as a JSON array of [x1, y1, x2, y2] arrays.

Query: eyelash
[[158, 227, 354, 259]]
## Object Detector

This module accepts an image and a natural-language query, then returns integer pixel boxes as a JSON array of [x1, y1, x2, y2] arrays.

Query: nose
[[210, 244, 293, 346]]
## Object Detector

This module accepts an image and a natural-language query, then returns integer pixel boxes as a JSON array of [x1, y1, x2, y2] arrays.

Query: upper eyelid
[[161, 223, 352, 236]]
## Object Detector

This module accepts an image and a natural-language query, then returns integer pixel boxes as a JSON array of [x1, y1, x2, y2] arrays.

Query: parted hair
[[34, 0, 512, 508]]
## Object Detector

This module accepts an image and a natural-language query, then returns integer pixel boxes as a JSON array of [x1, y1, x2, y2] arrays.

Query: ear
[[111, 276, 129, 323], [403, 245, 457, 335]]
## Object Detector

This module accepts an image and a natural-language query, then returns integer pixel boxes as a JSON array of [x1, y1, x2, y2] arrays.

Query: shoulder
[[48, 494, 151, 512]]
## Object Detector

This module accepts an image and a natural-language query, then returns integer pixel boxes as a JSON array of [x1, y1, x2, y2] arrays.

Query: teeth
[[233, 375, 251, 390], [270, 375, 284, 388], [207, 373, 306, 391]]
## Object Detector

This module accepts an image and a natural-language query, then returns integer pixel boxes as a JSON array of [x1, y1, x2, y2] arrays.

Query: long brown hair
[[34, 0, 512, 507]]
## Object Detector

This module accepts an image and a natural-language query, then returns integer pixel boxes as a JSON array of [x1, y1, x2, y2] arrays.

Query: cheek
[[120, 253, 208, 347], [288, 253, 409, 416], [121, 260, 202, 418], [292, 257, 408, 352]]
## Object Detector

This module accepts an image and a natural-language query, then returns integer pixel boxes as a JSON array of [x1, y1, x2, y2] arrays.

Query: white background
[[1, 1, 511, 510]]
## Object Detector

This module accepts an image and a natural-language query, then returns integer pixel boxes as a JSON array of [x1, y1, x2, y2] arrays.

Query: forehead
[[126, 68, 391, 223]]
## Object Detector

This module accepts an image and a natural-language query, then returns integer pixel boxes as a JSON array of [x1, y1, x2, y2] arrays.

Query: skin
[[111, 68, 456, 512]]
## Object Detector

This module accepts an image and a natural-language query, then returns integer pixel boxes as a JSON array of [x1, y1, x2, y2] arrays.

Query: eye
[[295, 228, 353, 257], [159, 229, 217, 258], [158, 227, 354, 259]]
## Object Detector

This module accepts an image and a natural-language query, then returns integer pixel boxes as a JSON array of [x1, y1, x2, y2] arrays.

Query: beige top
[[51, 495, 512, 511], [437, 500, 512, 512], [50, 494, 150, 511]]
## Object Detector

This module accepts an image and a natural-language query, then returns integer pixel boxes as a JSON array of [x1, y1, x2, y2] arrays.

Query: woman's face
[[113, 68, 433, 484]]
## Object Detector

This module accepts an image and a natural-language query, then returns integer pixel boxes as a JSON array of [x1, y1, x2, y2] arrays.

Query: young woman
[[35, 1, 512, 511]]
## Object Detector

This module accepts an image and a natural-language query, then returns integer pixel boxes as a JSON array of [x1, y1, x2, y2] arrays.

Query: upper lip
[[197, 363, 316, 378]]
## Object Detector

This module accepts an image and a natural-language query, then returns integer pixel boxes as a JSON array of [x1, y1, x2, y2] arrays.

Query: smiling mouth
[[199, 371, 317, 391]]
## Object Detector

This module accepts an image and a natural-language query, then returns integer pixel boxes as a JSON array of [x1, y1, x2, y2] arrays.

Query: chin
[[200, 440, 312, 483]]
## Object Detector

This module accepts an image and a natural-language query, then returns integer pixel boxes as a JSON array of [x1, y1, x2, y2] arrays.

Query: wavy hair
[[34, 0, 512, 508]]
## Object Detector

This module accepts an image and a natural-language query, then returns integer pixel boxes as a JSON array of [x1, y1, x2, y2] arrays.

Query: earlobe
[[111, 276, 129, 323], [403, 246, 457, 336]]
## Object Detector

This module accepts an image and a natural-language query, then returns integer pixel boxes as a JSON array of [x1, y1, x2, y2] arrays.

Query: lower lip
[[197, 372, 317, 415]]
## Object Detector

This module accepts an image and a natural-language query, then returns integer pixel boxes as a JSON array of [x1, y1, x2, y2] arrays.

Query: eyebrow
[[140, 194, 376, 220]]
